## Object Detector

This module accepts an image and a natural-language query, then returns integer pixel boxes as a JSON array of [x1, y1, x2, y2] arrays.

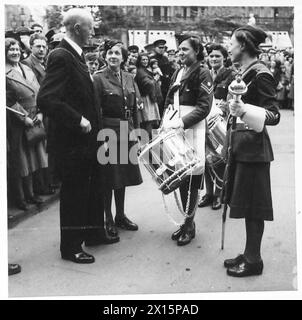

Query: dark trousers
[[59, 158, 104, 254], [204, 162, 225, 198]]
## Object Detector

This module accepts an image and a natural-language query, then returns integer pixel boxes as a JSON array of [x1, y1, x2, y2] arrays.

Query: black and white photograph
[[1, 0, 300, 299]]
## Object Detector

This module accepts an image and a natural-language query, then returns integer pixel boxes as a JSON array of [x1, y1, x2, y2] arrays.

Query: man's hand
[[80, 116, 92, 133], [229, 98, 246, 118]]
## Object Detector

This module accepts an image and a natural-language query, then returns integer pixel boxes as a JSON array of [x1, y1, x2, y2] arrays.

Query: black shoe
[[8, 263, 21, 276], [115, 215, 138, 231], [227, 258, 264, 277], [61, 251, 95, 264], [85, 229, 120, 246], [212, 197, 222, 210], [177, 223, 196, 246], [198, 194, 213, 208], [16, 201, 29, 211], [171, 224, 185, 241], [224, 254, 245, 268], [106, 221, 119, 237], [26, 196, 44, 205]]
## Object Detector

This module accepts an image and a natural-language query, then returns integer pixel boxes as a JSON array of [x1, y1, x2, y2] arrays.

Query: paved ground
[[8, 110, 296, 297]]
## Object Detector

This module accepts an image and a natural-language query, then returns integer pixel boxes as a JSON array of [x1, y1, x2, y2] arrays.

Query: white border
[[1, 0, 301, 300]]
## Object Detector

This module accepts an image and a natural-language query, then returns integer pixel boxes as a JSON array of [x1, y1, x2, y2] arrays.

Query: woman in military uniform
[[163, 35, 213, 246], [199, 43, 235, 210], [222, 26, 280, 277], [94, 40, 142, 239]]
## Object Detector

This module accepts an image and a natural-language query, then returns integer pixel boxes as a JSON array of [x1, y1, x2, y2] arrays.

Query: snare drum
[[206, 114, 227, 167], [139, 129, 204, 194]]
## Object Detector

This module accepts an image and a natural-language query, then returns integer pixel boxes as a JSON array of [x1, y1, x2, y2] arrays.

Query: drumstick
[[6, 106, 26, 117], [169, 110, 178, 120]]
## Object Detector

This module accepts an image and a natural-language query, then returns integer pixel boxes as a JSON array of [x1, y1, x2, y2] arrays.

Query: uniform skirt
[[229, 162, 273, 221], [103, 117, 143, 190]]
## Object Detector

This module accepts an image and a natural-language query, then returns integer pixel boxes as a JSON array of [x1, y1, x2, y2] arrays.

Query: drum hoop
[[158, 159, 199, 191]]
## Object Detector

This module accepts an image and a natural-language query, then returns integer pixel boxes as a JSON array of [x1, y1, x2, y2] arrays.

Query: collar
[[64, 37, 83, 58], [31, 53, 45, 65]]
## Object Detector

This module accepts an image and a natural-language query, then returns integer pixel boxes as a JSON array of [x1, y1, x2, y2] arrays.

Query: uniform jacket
[[22, 54, 46, 85], [37, 38, 101, 160], [213, 67, 235, 100], [227, 61, 280, 163], [135, 67, 157, 102], [164, 61, 214, 129], [93, 67, 138, 128]]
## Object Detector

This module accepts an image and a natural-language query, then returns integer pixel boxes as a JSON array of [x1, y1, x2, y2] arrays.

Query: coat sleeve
[[182, 68, 213, 129], [256, 73, 280, 126], [36, 50, 82, 129], [6, 78, 28, 124]]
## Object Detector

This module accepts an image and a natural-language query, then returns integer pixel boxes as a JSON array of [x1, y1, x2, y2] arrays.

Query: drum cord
[[161, 171, 198, 227], [208, 166, 224, 190]]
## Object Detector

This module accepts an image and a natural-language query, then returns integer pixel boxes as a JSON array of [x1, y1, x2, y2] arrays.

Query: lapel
[[6, 63, 35, 93], [30, 54, 45, 77], [59, 39, 92, 85], [179, 61, 201, 83], [104, 67, 123, 90]]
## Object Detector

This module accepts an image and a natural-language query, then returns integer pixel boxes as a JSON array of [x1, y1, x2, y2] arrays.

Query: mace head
[[228, 74, 247, 96]]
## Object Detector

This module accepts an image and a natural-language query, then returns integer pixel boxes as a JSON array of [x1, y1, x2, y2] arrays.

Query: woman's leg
[[114, 187, 125, 219], [179, 183, 199, 229], [244, 218, 265, 263], [114, 187, 138, 230], [104, 188, 114, 225]]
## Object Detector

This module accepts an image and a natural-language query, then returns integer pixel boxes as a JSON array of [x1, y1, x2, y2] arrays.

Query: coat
[[37, 39, 101, 165], [212, 67, 235, 100], [36, 38, 104, 251], [164, 61, 213, 129], [93, 67, 143, 189], [6, 63, 48, 177], [226, 61, 280, 163], [21, 54, 46, 85]]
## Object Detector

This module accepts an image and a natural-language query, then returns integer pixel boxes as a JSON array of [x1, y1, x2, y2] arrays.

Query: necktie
[[115, 72, 121, 82], [81, 52, 86, 63]]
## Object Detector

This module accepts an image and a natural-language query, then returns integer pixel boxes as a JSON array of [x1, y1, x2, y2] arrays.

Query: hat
[[235, 25, 267, 47], [103, 39, 123, 52], [153, 39, 166, 47], [144, 43, 154, 52], [15, 26, 35, 36], [45, 29, 56, 43], [128, 45, 139, 53]]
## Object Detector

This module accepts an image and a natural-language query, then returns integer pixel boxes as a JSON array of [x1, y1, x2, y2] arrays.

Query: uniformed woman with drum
[[162, 35, 213, 246]]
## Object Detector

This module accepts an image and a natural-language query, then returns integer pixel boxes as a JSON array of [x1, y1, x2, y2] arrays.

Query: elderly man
[[37, 8, 117, 264]]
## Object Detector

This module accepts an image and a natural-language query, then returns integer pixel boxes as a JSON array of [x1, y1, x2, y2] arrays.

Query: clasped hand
[[228, 98, 246, 118]]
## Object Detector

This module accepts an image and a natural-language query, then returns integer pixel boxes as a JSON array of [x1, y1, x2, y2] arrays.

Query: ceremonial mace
[[221, 75, 247, 250]]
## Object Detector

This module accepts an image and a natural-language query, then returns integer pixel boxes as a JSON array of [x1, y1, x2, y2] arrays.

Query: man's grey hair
[[63, 8, 93, 32]]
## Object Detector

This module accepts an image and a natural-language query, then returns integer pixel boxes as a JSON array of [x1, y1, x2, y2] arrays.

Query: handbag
[[25, 122, 47, 147]]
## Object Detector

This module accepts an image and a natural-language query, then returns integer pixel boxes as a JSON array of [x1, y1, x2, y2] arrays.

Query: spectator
[[85, 52, 100, 75], [6, 38, 47, 210]]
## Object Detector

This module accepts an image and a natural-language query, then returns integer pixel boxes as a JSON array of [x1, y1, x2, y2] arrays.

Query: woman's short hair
[[102, 39, 128, 62], [232, 25, 267, 57], [207, 43, 229, 61], [179, 35, 204, 61], [136, 53, 150, 68], [5, 37, 21, 57]]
